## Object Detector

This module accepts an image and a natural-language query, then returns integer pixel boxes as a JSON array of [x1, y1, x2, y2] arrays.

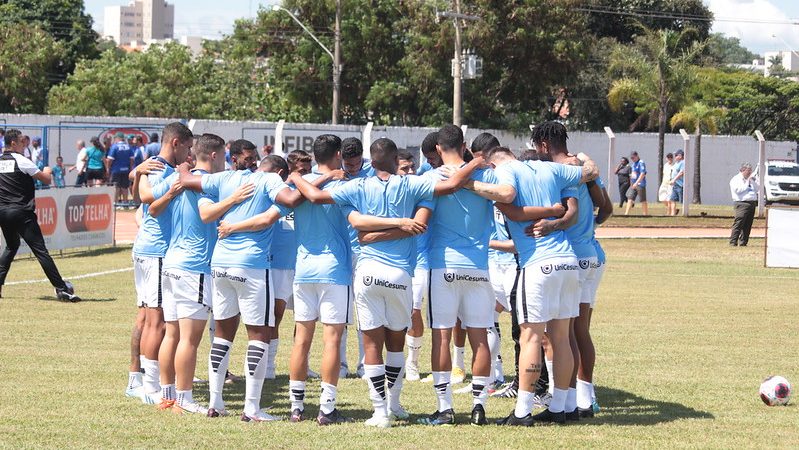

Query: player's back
[[565, 183, 598, 259], [162, 169, 216, 273]]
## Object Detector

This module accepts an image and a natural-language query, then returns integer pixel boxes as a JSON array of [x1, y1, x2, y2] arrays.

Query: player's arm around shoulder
[[218, 205, 283, 239], [288, 171, 337, 204]]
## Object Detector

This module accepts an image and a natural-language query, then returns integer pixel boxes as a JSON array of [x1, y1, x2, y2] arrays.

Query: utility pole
[[332, 0, 341, 124], [438, 2, 479, 126]]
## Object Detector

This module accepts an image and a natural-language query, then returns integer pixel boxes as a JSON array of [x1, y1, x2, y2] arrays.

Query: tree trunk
[[657, 103, 667, 187], [693, 127, 702, 204]]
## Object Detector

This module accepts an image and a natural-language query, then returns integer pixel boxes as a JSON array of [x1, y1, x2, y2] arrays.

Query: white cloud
[[707, 0, 799, 55]]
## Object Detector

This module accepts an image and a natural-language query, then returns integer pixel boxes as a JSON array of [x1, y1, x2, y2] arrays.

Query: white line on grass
[[5, 267, 133, 286]]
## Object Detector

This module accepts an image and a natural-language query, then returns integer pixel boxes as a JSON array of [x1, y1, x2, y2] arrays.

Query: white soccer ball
[[759, 375, 792, 406]]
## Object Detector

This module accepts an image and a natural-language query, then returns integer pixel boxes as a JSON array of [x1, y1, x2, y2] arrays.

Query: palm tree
[[670, 101, 724, 204], [608, 27, 706, 186]]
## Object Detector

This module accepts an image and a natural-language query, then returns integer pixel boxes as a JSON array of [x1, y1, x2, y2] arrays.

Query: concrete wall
[[2, 114, 795, 205]]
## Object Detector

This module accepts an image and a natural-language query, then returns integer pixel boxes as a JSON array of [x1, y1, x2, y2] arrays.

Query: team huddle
[[124, 120, 612, 427]]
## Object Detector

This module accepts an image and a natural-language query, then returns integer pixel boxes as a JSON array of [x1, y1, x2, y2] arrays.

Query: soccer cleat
[[420, 374, 434, 383], [565, 409, 580, 422], [139, 391, 159, 405], [490, 382, 518, 398], [289, 408, 304, 423], [339, 363, 350, 379], [405, 364, 420, 381], [364, 415, 393, 428], [157, 399, 176, 410], [389, 405, 410, 420], [241, 410, 281, 422], [532, 392, 551, 408], [470, 404, 487, 426], [192, 376, 207, 384], [496, 412, 534, 426], [265, 366, 276, 380], [487, 379, 504, 395], [207, 408, 229, 418], [454, 384, 472, 394], [417, 409, 455, 426], [532, 408, 566, 425], [307, 368, 321, 379], [55, 283, 81, 302], [577, 407, 594, 419], [317, 408, 354, 425], [173, 401, 208, 415], [451, 367, 466, 384], [224, 370, 242, 385], [125, 385, 144, 399], [591, 400, 600, 414]]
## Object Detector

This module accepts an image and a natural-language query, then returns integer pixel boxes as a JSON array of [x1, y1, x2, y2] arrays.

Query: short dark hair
[[312, 134, 342, 164], [519, 149, 540, 161], [631, 151, 639, 157], [484, 146, 514, 162], [194, 133, 225, 160], [149, 132, 158, 142], [4, 129, 21, 147], [397, 150, 414, 162], [230, 139, 257, 159], [421, 131, 439, 156], [162, 122, 193, 146], [341, 137, 364, 159], [463, 148, 474, 162], [370, 138, 398, 172], [261, 154, 289, 180], [531, 121, 568, 150], [666, 152, 674, 159], [437, 124, 463, 151], [287, 149, 311, 169], [471, 133, 500, 154]]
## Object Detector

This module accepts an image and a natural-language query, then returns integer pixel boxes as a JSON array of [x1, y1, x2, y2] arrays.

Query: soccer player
[[292, 137, 482, 428], [128, 122, 194, 403]]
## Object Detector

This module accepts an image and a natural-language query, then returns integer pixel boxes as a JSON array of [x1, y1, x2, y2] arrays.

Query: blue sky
[[85, 0, 799, 55]]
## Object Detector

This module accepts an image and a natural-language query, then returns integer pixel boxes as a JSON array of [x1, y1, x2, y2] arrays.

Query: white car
[[764, 160, 799, 204]]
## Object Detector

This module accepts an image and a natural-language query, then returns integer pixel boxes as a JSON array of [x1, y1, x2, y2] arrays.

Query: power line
[[576, 5, 799, 26]]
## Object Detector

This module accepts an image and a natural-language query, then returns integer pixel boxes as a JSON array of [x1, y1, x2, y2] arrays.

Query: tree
[[608, 27, 705, 185], [0, 25, 65, 113], [585, 0, 713, 44], [703, 32, 758, 65], [669, 101, 723, 203]]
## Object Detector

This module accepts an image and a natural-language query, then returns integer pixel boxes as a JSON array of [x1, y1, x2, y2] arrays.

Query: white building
[[764, 50, 799, 77], [104, 0, 174, 46]]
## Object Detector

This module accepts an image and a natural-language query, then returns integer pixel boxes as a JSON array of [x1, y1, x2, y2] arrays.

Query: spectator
[[615, 156, 631, 208], [131, 135, 146, 168], [224, 139, 234, 170], [30, 137, 45, 166], [84, 137, 106, 187], [145, 132, 160, 158], [624, 150, 649, 215], [52, 156, 66, 188], [729, 162, 758, 247], [69, 140, 88, 187], [659, 152, 674, 211], [105, 132, 134, 206], [668, 150, 685, 216], [21, 135, 32, 160], [0, 129, 4, 149]]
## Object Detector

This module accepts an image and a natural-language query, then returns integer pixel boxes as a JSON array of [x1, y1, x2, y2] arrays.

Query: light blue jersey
[[293, 171, 352, 285], [565, 183, 598, 259], [495, 160, 582, 268], [426, 166, 497, 270], [201, 170, 288, 269], [132, 156, 175, 257], [156, 169, 216, 274], [270, 206, 297, 270], [489, 207, 516, 265], [330, 174, 435, 276]]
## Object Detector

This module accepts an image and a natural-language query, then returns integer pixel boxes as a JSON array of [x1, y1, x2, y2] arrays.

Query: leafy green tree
[[703, 32, 759, 65], [585, 0, 712, 44], [0, 25, 65, 113], [608, 27, 705, 185], [670, 101, 724, 203]]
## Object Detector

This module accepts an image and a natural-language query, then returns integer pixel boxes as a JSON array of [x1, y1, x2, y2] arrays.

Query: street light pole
[[438, 2, 479, 127], [273, 5, 341, 124]]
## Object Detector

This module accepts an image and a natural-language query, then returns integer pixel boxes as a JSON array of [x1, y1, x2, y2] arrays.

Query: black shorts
[[86, 169, 105, 181], [112, 171, 131, 189]]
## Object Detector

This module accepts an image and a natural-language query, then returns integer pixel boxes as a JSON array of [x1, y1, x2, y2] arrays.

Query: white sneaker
[[140, 391, 159, 405], [405, 364, 420, 381], [454, 384, 472, 394], [364, 415, 393, 428], [307, 368, 320, 379], [265, 366, 276, 380], [125, 385, 144, 399], [389, 405, 409, 420], [339, 363, 350, 379], [241, 409, 282, 422], [173, 401, 208, 415]]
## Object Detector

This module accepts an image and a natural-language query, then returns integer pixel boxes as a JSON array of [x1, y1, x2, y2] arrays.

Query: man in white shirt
[[70, 140, 88, 186], [729, 163, 758, 247]]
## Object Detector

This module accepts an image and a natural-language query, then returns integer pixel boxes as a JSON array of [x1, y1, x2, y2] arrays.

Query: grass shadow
[[36, 295, 117, 303], [586, 386, 714, 426]]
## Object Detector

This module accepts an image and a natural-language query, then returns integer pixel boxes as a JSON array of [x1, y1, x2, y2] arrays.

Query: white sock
[[515, 389, 534, 417], [405, 334, 422, 369], [566, 387, 577, 412], [385, 351, 405, 411], [176, 389, 193, 406], [141, 358, 161, 394], [160, 384, 175, 401], [339, 327, 349, 368], [432, 371, 453, 412], [267, 338, 279, 371], [208, 337, 232, 411], [453, 346, 465, 371], [471, 375, 489, 407], [127, 371, 143, 390], [244, 340, 268, 415], [289, 380, 306, 411], [364, 364, 387, 418], [549, 387, 568, 413], [545, 358, 554, 395], [487, 325, 501, 383], [319, 382, 337, 415], [576, 379, 593, 409]]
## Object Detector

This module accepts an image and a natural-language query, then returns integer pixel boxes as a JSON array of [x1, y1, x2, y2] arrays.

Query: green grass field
[[0, 239, 797, 448]]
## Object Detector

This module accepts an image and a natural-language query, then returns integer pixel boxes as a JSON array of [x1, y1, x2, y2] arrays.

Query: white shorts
[[577, 257, 599, 306], [161, 268, 212, 322], [293, 283, 353, 325], [354, 261, 413, 331], [428, 268, 494, 329], [133, 254, 163, 308], [580, 260, 605, 307], [272, 269, 295, 305], [211, 267, 275, 327], [489, 263, 517, 311], [515, 257, 580, 324], [412, 267, 429, 311]]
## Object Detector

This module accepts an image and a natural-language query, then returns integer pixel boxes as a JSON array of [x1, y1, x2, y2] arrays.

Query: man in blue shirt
[[145, 133, 161, 158], [625, 151, 649, 215], [668, 150, 685, 216], [106, 132, 135, 207], [292, 136, 481, 428], [127, 122, 194, 405]]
